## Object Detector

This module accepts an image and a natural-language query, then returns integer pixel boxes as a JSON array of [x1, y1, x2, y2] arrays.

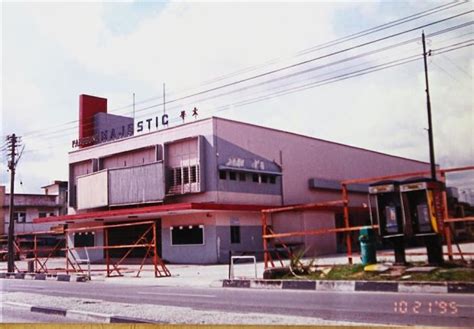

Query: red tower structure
[[79, 94, 107, 148]]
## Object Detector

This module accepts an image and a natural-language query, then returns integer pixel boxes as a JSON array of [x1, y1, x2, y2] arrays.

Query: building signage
[[225, 157, 266, 171], [225, 157, 245, 168], [72, 114, 169, 148], [137, 114, 169, 133]]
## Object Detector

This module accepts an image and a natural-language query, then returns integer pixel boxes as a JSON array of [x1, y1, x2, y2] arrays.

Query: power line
[[207, 43, 472, 117], [105, 0, 470, 109], [125, 10, 473, 116], [20, 19, 474, 143], [15, 5, 472, 139], [20, 41, 472, 156], [430, 58, 468, 86], [439, 52, 473, 78]]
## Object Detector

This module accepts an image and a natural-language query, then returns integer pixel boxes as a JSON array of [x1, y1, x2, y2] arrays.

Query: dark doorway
[[106, 219, 162, 258]]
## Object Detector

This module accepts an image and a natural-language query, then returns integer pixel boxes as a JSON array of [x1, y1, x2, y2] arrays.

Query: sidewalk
[[1, 242, 472, 287]]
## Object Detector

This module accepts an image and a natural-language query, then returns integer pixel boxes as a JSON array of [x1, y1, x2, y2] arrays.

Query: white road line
[[458, 304, 474, 308], [137, 292, 216, 298]]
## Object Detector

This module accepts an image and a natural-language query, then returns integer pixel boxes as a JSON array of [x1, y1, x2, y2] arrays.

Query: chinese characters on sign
[[225, 157, 266, 171]]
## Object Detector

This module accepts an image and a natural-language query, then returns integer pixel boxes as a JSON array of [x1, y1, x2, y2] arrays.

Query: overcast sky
[[1, 1, 473, 201]]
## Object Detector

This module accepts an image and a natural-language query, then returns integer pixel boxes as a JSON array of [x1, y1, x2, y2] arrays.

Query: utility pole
[[422, 31, 437, 181], [6, 134, 21, 273]]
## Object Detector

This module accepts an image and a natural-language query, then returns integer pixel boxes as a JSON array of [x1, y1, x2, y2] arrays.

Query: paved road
[[1, 279, 473, 326]]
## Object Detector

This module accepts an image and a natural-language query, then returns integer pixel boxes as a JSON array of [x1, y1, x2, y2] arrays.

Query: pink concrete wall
[[303, 211, 337, 256], [214, 118, 430, 205], [100, 146, 156, 170]]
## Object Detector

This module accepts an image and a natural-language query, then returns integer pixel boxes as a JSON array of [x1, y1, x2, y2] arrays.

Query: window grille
[[168, 164, 201, 195]]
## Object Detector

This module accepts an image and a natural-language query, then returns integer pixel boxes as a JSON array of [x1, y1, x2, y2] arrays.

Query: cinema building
[[34, 95, 432, 264]]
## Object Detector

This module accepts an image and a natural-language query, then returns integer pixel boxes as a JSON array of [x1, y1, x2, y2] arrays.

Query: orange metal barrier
[[261, 200, 365, 268], [261, 165, 473, 268]]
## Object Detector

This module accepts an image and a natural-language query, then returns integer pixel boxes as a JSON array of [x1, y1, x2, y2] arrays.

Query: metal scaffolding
[[2, 220, 171, 278], [65, 220, 170, 278]]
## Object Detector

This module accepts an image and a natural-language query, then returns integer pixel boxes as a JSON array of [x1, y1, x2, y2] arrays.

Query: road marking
[[137, 292, 216, 298], [458, 304, 474, 308]]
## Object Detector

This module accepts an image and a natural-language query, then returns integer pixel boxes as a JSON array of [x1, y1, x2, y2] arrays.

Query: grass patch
[[268, 263, 474, 282], [325, 264, 364, 280], [405, 268, 474, 282]]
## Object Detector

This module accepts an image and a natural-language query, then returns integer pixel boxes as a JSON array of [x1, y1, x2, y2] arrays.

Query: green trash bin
[[359, 227, 377, 265]]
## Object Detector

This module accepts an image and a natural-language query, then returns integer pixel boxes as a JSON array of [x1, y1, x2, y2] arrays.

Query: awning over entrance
[[33, 202, 270, 224]]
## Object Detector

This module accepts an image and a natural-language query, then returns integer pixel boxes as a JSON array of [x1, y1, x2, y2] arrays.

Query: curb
[[223, 279, 474, 294], [0, 272, 87, 282], [4, 302, 158, 323]]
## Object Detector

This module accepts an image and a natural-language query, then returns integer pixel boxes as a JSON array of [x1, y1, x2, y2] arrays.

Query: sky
[[1, 1, 473, 202]]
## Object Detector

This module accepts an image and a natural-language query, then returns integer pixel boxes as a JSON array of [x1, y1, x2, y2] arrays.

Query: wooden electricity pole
[[422, 31, 437, 181], [6, 134, 21, 273]]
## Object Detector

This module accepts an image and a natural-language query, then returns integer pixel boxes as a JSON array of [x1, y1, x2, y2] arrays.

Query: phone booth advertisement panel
[[400, 180, 445, 237], [400, 178, 445, 265], [369, 181, 406, 265], [369, 182, 404, 238]]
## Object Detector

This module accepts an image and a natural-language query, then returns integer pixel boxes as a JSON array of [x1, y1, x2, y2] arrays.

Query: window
[[175, 168, 182, 185], [252, 174, 259, 182], [171, 225, 204, 245], [169, 169, 176, 187], [269, 176, 276, 184], [183, 167, 189, 184], [49, 213, 55, 217], [239, 173, 246, 181], [190, 166, 197, 183], [39, 212, 47, 218], [230, 226, 241, 244], [229, 171, 237, 181], [74, 232, 95, 247], [219, 170, 227, 180], [13, 212, 26, 223], [168, 164, 201, 194], [261, 174, 268, 183]]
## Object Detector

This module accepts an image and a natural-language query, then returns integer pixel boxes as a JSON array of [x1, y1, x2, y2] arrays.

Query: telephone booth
[[400, 178, 445, 265], [369, 181, 406, 265]]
